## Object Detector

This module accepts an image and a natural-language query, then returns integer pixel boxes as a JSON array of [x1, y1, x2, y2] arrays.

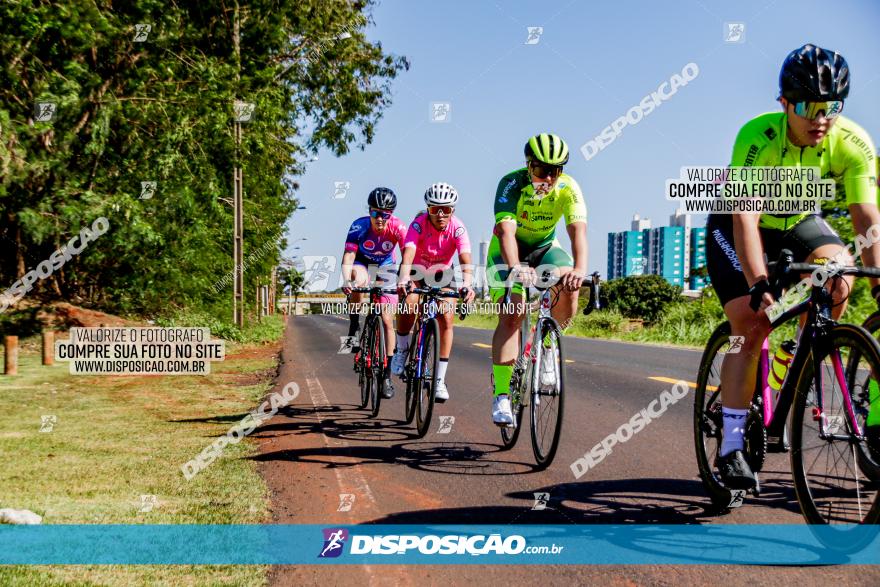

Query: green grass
[[0, 324, 284, 586]]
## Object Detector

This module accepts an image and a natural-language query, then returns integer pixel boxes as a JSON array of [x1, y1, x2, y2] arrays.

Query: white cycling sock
[[437, 358, 449, 381], [396, 333, 410, 353], [720, 407, 749, 457]]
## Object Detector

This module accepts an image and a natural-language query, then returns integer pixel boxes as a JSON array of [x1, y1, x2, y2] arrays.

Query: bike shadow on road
[[357, 474, 802, 525]]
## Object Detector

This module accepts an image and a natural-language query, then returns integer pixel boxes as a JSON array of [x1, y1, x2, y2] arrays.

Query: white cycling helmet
[[424, 182, 459, 206]]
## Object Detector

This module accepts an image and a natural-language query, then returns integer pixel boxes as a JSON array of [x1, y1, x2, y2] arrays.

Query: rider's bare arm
[[850, 203, 880, 289], [397, 246, 417, 289], [562, 221, 588, 290]]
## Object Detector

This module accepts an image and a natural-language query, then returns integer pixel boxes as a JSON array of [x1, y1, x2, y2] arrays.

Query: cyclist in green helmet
[[488, 133, 588, 426]]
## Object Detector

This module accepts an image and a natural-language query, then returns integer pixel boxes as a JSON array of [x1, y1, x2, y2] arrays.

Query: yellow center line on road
[[565, 359, 574, 363], [649, 375, 717, 392], [472, 343, 492, 348]]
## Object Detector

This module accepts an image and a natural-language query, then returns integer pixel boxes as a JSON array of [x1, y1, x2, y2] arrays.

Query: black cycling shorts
[[706, 214, 844, 307]]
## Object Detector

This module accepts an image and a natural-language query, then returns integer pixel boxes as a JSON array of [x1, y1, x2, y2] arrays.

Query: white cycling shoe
[[539, 345, 558, 390], [434, 379, 449, 403], [390, 349, 406, 376], [492, 394, 514, 427], [381, 378, 395, 399]]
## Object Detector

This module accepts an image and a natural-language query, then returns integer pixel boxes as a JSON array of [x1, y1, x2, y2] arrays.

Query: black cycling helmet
[[779, 43, 850, 102], [367, 187, 397, 210]]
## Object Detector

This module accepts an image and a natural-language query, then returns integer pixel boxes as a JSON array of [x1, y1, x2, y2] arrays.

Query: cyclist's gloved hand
[[748, 279, 773, 313], [459, 286, 475, 304], [872, 285, 880, 310], [342, 280, 354, 296]]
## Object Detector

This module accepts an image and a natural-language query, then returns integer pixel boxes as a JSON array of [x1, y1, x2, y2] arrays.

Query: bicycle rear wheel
[[693, 322, 765, 512], [790, 323, 880, 526], [530, 317, 564, 469], [368, 317, 385, 418], [415, 319, 440, 438]]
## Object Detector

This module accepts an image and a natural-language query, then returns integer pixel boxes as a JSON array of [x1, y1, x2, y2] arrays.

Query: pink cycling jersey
[[403, 212, 471, 270]]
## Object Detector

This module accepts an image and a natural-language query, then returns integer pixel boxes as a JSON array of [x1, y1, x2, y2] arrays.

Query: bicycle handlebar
[[349, 286, 399, 294], [768, 248, 880, 296], [581, 272, 602, 316]]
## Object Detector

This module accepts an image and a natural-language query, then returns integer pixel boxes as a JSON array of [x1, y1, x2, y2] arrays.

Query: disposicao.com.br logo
[[318, 529, 564, 557]]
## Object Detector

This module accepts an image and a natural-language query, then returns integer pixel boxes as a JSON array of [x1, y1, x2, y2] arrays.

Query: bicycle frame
[[411, 295, 440, 379], [759, 279, 864, 441]]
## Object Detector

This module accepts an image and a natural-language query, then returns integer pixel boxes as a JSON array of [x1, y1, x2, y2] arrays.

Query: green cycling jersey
[[730, 112, 877, 230], [493, 168, 587, 247]]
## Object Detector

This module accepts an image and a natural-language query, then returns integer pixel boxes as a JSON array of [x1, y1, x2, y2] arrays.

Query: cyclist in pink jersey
[[393, 182, 475, 402], [341, 187, 406, 398]]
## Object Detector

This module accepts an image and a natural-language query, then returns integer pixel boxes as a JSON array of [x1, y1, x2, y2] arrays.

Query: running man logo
[[727, 336, 744, 354], [39, 415, 57, 433], [34, 102, 56, 122], [338, 493, 356, 512], [724, 22, 745, 43], [303, 256, 338, 292], [525, 26, 543, 45], [318, 528, 349, 558], [437, 415, 454, 434], [133, 23, 151, 42], [532, 492, 549, 510], [430, 102, 451, 123]]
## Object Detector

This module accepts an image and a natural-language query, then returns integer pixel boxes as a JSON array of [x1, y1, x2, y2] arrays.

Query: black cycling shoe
[[715, 450, 758, 490]]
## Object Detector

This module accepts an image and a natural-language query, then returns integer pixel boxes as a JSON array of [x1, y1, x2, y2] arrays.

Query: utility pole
[[232, 2, 245, 328]]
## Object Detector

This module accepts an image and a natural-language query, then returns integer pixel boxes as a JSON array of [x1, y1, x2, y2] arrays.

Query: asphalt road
[[255, 315, 880, 586]]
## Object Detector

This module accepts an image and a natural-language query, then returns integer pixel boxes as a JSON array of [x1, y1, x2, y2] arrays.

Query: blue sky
[[285, 0, 880, 276]]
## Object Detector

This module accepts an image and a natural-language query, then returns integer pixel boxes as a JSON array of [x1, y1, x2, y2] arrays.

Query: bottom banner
[[1, 524, 878, 565]]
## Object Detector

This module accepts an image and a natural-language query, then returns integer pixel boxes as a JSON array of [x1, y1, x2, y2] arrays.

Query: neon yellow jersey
[[730, 112, 877, 230], [493, 168, 587, 247]]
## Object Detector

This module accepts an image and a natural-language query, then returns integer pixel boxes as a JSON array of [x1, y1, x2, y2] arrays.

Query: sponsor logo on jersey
[[744, 144, 760, 166], [412, 222, 422, 234], [454, 227, 464, 238], [521, 211, 529, 220], [382, 240, 394, 252], [763, 127, 777, 140], [364, 240, 375, 251]]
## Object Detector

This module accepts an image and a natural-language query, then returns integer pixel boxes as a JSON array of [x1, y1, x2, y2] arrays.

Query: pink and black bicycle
[[694, 249, 880, 531]]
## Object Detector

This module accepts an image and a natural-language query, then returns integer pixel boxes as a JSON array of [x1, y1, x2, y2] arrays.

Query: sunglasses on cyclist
[[792, 100, 843, 120], [428, 205, 454, 216], [528, 161, 563, 179], [369, 209, 393, 220]]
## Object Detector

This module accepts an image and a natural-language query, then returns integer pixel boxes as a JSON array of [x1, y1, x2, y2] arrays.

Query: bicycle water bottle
[[769, 339, 797, 393]]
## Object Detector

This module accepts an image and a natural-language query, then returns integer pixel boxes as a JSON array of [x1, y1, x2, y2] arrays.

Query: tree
[[0, 1, 407, 318]]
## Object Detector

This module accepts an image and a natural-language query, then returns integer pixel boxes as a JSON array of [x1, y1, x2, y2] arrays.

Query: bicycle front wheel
[[790, 323, 880, 526], [369, 317, 385, 419], [358, 326, 371, 409], [415, 319, 440, 438], [530, 317, 564, 469]]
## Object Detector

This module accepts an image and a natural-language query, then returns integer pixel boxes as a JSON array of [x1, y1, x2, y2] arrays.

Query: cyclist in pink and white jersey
[[393, 182, 475, 402]]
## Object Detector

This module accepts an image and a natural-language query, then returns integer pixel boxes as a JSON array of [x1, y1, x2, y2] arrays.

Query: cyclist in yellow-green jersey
[[488, 133, 588, 426], [706, 44, 880, 489]]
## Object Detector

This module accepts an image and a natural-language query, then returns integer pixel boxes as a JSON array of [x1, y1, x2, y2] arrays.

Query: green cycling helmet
[[524, 133, 570, 166]]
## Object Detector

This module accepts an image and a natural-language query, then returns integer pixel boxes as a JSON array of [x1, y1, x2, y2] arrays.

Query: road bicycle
[[694, 249, 880, 530], [400, 286, 465, 438], [499, 272, 601, 469], [350, 286, 398, 418]]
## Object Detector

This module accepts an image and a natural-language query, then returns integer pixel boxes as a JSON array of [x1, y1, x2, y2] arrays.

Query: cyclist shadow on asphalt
[[358, 475, 803, 525]]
